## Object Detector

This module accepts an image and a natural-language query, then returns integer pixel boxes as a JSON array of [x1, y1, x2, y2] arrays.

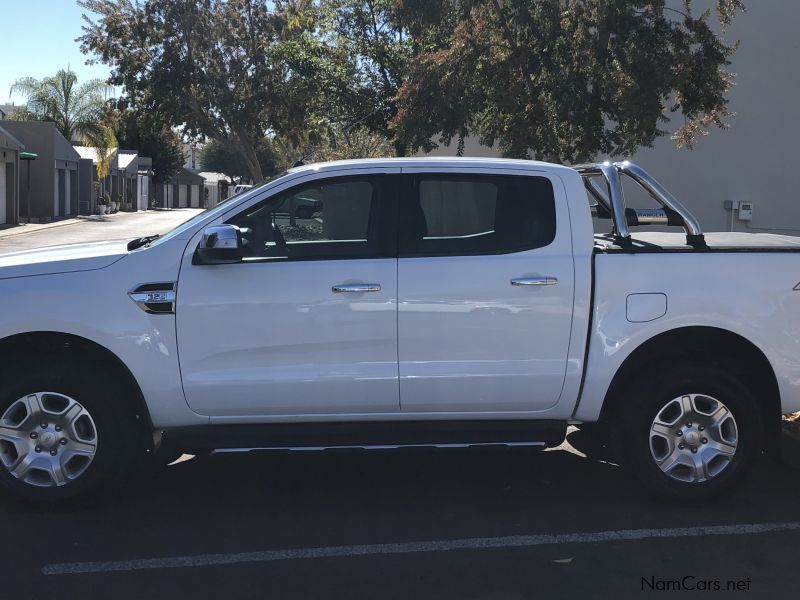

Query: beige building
[[423, 1, 799, 235]]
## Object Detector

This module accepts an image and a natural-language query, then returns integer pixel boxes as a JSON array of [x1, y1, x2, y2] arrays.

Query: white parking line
[[42, 521, 800, 576]]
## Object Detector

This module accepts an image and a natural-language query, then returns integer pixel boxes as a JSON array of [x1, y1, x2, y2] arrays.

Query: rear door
[[397, 168, 575, 413]]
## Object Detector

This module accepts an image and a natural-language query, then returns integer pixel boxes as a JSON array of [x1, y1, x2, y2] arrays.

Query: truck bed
[[594, 231, 800, 253]]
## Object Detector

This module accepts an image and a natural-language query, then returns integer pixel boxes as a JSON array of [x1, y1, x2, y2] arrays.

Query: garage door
[[190, 184, 200, 207], [178, 184, 188, 208], [0, 163, 7, 225]]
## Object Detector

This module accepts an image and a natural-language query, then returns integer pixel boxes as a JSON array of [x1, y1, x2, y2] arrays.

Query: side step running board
[[212, 441, 547, 454], [161, 420, 567, 454]]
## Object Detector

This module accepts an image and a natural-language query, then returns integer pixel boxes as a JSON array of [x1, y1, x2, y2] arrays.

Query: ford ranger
[[1, 157, 798, 504]]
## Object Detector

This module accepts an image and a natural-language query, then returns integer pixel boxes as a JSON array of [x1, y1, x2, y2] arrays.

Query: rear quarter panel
[[575, 251, 800, 421]]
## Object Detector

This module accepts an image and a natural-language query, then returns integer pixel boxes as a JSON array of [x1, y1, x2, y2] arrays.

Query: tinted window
[[401, 175, 556, 256], [228, 178, 378, 260]]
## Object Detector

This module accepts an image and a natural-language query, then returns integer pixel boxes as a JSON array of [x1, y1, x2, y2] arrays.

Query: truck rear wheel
[[618, 363, 761, 502], [0, 356, 140, 504]]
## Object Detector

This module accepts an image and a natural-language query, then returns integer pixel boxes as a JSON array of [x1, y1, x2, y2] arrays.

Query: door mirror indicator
[[194, 225, 244, 265]]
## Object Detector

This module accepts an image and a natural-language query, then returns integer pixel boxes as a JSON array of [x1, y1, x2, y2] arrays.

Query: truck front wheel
[[619, 363, 761, 502], [0, 356, 140, 503]]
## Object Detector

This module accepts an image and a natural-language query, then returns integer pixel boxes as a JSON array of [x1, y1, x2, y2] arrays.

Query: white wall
[[630, 0, 800, 234]]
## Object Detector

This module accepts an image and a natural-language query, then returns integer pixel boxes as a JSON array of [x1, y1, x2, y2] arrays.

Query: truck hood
[[0, 241, 129, 280]]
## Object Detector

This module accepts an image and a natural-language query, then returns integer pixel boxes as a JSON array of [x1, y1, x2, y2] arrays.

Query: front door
[[176, 173, 400, 417], [397, 170, 575, 413]]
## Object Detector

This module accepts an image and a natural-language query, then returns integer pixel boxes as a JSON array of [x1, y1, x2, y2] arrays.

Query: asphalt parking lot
[[2, 432, 800, 599]]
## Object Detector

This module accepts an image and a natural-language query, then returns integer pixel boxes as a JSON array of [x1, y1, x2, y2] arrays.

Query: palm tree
[[10, 68, 112, 141]]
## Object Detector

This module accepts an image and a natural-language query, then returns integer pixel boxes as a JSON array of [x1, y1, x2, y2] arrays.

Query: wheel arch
[[0, 331, 155, 449], [599, 326, 781, 451]]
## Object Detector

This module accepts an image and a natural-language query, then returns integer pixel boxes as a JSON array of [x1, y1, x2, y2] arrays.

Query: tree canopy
[[111, 103, 186, 184], [10, 68, 112, 141], [79, 0, 746, 175], [80, 0, 328, 182], [393, 0, 747, 162], [199, 138, 282, 181]]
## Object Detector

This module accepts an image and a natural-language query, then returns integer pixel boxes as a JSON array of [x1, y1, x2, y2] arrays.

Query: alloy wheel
[[649, 393, 738, 483], [0, 392, 98, 487]]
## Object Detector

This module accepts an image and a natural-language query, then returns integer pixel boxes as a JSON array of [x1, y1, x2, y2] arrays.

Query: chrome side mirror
[[193, 224, 244, 265]]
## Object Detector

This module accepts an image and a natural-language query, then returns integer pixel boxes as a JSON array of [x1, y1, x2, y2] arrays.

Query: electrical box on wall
[[738, 202, 754, 221]]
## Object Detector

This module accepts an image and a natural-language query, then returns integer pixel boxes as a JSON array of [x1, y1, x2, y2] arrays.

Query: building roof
[[0, 124, 25, 151], [198, 171, 232, 184], [117, 151, 138, 170], [1, 121, 79, 162], [0, 104, 18, 119], [73, 145, 118, 165], [167, 167, 206, 184]]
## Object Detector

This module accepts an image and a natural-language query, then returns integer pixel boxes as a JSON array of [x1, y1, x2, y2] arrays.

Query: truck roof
[[287, 156, 577, 176]]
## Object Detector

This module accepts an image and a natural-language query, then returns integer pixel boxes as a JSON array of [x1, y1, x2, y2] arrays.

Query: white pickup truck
[[1, 157, 799, 504]]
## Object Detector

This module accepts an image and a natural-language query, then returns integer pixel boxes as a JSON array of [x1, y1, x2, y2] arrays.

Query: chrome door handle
[[332, 283, 382, 293], [510, 277, 558, 287]]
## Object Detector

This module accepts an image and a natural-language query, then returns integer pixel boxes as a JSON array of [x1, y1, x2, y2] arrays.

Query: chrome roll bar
[[574, 161, 704, 246]]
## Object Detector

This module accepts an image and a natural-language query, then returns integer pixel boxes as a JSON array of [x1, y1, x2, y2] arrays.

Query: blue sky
[[0, 0, 114, 105]]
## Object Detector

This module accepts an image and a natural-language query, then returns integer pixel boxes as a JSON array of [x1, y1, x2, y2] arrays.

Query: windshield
[[144, 171, 290, 248]]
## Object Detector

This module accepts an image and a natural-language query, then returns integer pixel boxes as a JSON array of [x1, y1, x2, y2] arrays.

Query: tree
[[302, 124, 396, 161], [79, 0, 329, 183], [81, 116, 117, 203], [326, 0, 457, 156], [391, 0, 747, 163], [9, 68, 111, 141], [199, 138, 282, 181], [112, 105, 185, 184], [328, 0, 410, 155]]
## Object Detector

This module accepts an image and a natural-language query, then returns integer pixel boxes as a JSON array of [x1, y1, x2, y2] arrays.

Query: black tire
[[0, 353, 141, 504], [616, 362, 761, 503]]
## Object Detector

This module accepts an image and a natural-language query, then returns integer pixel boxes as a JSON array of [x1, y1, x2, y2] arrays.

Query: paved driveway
[[0, 209, 204, 254]]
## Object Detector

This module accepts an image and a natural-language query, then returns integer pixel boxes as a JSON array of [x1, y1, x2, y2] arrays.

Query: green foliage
[[79, 0, 329, 182], [82, 122, 117, 180], [112, 104, 185, 184], [3, 106, 39, 122], [9, 68, 112, 141], [199, 138, 282, 181], [79, 0, 746, 170], [304, 125, 396, 162], [327, 0, 411, 155], [392, 0, 746, 163]]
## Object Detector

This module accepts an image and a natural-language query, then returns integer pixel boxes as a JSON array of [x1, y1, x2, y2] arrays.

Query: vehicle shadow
[[1, 439, 799, 561]]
